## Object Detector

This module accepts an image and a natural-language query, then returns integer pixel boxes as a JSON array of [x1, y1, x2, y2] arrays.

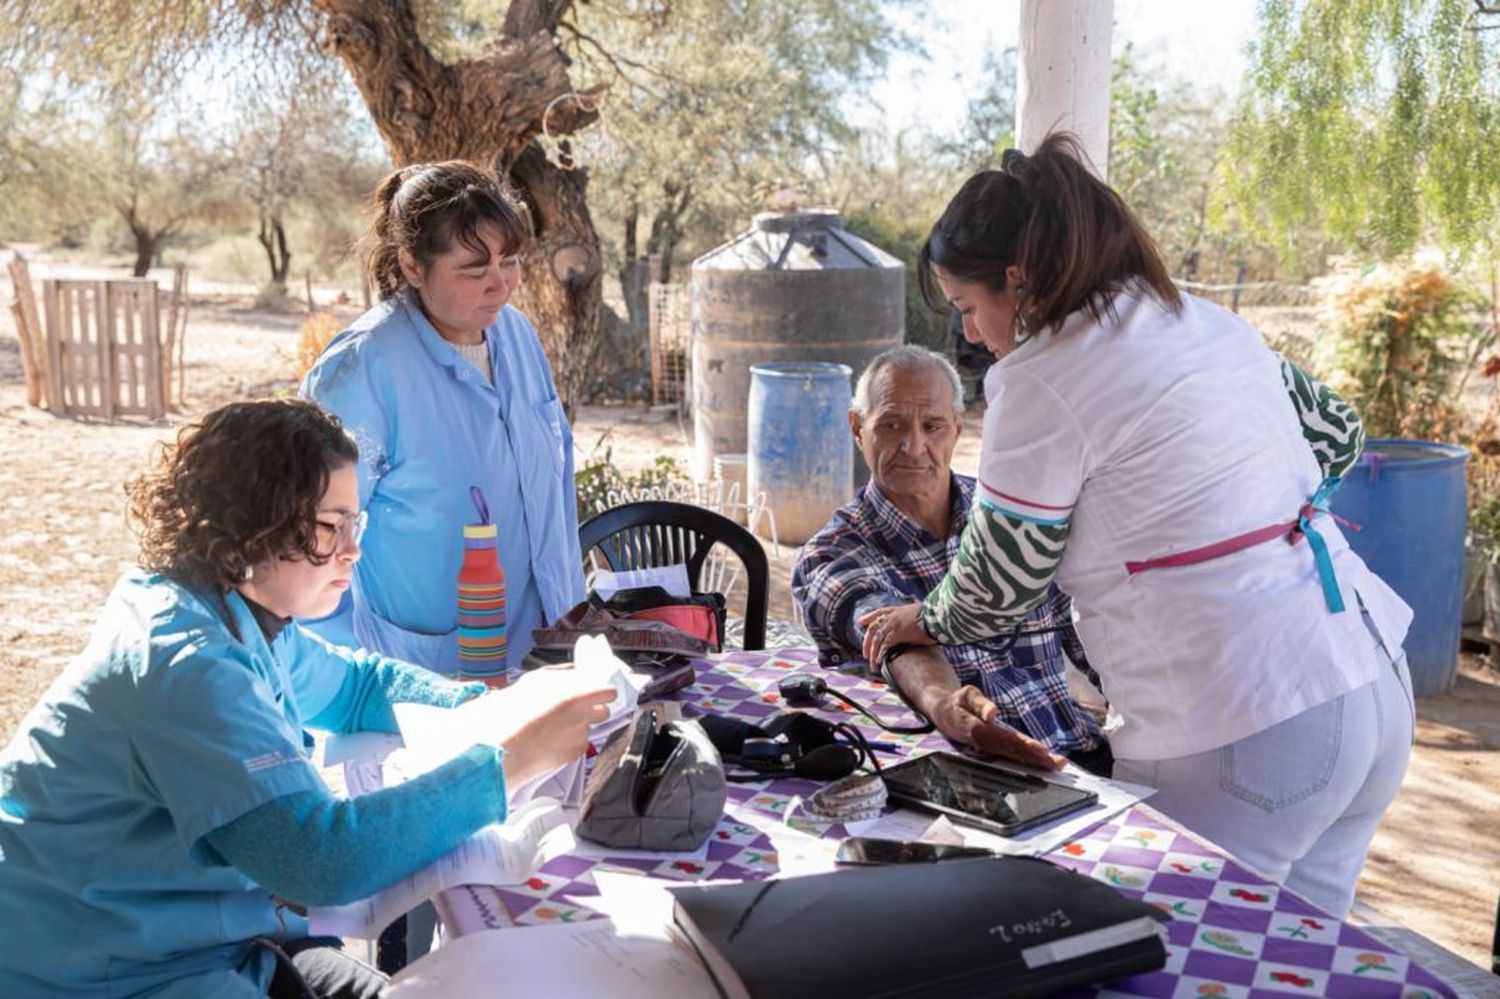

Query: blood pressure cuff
[[697, 711, 866, 783], [576, 711, 726, 852]]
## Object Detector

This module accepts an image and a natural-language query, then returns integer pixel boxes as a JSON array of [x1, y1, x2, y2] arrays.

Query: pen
[[839, 737, 902, 752]]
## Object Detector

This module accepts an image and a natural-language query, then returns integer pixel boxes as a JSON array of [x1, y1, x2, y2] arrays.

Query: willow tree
[[5, 0, 608, 404], [1226, 0, 1500, 261]]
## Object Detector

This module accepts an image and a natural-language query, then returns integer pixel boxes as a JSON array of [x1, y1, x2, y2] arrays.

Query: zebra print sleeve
[[1279, 356, 1366, 479], [919, 502, 1070, 645]]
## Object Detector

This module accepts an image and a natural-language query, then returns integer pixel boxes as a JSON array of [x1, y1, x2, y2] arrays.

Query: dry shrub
[[1310, 255, 1488, 443], [296, 311, 344, 382]]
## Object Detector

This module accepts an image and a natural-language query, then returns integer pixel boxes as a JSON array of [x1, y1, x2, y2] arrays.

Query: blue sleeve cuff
[[205, 744, 507, 907]]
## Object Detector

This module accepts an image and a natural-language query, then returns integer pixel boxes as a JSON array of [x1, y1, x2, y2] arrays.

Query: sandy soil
[[1, 268, 1496, 975]]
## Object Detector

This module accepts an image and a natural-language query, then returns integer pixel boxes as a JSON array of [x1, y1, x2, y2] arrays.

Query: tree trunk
[[131, 236, 156, 278], [259, 212, 293, 285], [618, 197, 649, 331], [507, 143, 602, 411], [314, 0, 606, 409], [645, 180, 692, 284], [125, 218, 163, 278]]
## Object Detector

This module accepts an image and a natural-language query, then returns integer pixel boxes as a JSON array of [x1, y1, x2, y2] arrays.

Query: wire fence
[[1173, 278, 1317, 311], [648, 282, 690, 407]]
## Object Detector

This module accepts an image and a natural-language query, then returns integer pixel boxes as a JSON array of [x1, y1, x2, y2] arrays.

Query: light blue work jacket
[[302, 294, 585, 673], [0, 572, 349, 997]]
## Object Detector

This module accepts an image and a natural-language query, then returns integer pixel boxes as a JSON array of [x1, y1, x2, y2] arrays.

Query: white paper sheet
[[384, 920, 718, 998], [1004, 763, 1155, 853], [591, 564, 692, 600], [854, 761, 1154, 858], [581, 869, 683, 935], [339, 639, 637, 808], [729, 805, 843, 875], [307, 800, 574, 939]]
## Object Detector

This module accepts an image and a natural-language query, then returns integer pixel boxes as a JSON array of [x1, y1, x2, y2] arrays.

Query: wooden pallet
[[42, 278, 165, 419]]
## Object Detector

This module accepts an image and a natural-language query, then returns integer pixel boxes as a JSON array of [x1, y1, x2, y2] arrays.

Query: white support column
[[1016, 0, 1114, 179]]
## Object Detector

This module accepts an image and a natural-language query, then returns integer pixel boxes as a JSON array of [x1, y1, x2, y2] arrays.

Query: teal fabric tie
[[1297, 477, 1347, 614]]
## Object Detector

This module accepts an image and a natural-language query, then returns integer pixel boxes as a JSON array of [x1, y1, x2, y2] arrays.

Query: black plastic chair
[[578, 500, 770, 651]]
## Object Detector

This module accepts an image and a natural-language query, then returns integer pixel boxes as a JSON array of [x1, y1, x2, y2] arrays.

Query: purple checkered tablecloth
[[435, 648, 1459, 998]]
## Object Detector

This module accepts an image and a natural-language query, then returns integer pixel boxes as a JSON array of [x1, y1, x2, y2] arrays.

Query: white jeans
[[1114, 613, 1415, 918]]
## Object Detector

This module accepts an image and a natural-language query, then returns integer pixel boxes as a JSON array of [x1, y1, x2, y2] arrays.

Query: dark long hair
[[126, 399, 359, 592], [363, 161, 533, 300], [918, 132, 1180, 333]]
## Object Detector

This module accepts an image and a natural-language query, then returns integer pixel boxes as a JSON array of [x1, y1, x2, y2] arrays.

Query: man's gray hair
[[851, 344, 965, 417]]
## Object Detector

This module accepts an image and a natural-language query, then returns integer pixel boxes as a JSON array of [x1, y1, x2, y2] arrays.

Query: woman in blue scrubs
[[302, 160, 585, 677], [0, 399, 614, 998]]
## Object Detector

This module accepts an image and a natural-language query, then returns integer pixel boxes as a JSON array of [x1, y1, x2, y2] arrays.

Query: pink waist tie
[[1123, 479, 1357, 613]]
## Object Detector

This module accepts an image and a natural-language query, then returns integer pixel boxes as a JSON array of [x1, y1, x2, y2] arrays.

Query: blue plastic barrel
[[747, 362, 853, 545], [1331, 439, 1469, 695]]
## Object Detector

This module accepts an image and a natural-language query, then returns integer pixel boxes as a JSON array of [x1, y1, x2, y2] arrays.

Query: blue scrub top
[[0, 571, 347, 997], [301, 294, 585, 672]]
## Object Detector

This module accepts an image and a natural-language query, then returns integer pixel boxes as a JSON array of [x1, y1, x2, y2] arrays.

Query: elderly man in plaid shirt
[[793, 346, 1110, 775]]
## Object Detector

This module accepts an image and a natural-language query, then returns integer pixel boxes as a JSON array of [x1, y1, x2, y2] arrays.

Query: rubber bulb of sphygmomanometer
[[796, 745, 859, 781]]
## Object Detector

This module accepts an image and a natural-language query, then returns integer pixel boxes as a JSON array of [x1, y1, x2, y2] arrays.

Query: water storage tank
[[690, 209, 905, 483]]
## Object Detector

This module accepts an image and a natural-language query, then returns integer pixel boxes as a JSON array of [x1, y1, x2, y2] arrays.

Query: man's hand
[[930, 686, 1066, 771]]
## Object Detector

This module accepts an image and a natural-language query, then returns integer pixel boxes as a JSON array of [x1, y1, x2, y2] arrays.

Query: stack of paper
[[324, 634, 643, 805], [307, 799, 574, 939]]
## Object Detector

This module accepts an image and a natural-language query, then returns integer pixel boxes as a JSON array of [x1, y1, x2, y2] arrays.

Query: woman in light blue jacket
[[303, 161, 584, 676]]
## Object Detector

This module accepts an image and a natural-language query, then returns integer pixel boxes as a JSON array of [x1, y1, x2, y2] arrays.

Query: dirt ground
[[1, 269, 1497, 975]]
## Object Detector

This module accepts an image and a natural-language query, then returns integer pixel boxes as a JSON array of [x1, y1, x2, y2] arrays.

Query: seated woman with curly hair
[[0, 399, 615, 999]]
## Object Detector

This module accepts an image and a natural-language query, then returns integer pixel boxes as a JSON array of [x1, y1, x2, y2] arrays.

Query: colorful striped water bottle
[[457, 486, 508, 686]]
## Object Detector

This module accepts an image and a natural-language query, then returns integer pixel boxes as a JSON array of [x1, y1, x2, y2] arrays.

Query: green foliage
[[1312, 256, 1490, 442], [1227, 0, 1500, 261], [843, 204, 950, 352], [930, 43, 1277, 287], [1469, 485, 1500, 568], [938, 47, 1016, 171], [574, 437, 691, 522], [564, 0, 915, 282], [1109, 45, 1281, 284]]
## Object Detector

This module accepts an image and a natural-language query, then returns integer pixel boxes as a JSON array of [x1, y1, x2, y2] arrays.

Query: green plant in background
[[1227, 0, 1500, 265], [843, 206, 950, 353], [574, 432, 691, 522], [1312, 256, 1490, 443]]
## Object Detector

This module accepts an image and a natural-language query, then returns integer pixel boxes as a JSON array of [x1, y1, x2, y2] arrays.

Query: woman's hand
[[857, 602, 936, 671], [497, 686, 617, 788]]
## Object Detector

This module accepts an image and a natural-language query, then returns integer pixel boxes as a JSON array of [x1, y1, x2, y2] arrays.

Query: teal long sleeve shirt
[[204, 606, 502, 908]]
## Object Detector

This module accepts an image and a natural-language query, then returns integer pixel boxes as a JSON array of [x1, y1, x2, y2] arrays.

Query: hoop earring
[[1013, 284, 1032, 345]]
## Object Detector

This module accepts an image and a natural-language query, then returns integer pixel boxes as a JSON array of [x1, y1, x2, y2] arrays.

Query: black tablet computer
[[879, 751, 1099, 836]]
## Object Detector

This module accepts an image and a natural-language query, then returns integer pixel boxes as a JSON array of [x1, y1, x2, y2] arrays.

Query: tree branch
[[504, 0, 575, 37], [556, 17, 664, 93], [312, 0, 600, 162]]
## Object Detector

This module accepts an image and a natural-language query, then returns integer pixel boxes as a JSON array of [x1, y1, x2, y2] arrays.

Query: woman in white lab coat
[[863, 133, 1414, 918]]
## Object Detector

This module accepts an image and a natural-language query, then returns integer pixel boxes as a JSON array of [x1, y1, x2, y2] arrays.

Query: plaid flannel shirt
[[791, 474, 1100, 754]]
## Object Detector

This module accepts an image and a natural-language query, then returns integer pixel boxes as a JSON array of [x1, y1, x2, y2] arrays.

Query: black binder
[[671, 855, 1168, 999]]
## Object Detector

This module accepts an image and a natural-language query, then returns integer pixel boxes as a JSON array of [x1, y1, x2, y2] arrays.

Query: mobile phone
[[835, 836, 998, 865], [878, 751, 1098, 836]]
